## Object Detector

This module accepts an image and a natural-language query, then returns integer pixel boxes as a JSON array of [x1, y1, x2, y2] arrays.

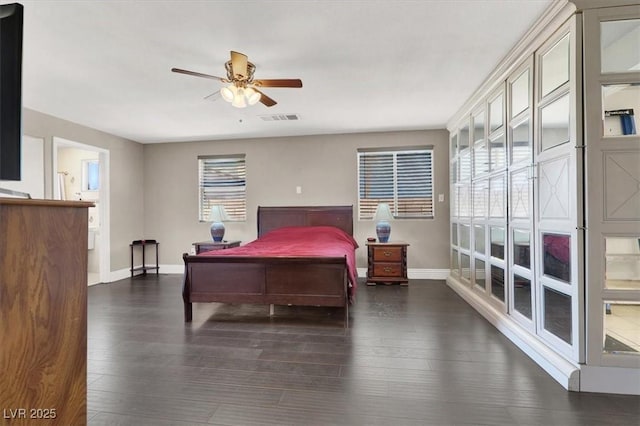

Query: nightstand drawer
[[366, 241, 409, 286], [372, 246, 403, 262], [373, 263, 403, 277]]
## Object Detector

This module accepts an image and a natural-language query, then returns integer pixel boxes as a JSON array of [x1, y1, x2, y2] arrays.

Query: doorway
[[53, 137, 110, 285]]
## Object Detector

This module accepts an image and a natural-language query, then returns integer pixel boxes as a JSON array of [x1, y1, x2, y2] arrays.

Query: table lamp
[[374, 203, 393, 243], [208, 205, 229, 242]]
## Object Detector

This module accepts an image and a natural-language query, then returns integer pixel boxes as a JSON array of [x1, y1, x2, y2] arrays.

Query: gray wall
[[143, 130, 450, 270], [22, 108, 145, 272], [20, 110, 450, 272]]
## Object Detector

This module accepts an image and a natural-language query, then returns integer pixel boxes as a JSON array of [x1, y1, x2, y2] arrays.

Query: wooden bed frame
[[182, 205, 354, 325]]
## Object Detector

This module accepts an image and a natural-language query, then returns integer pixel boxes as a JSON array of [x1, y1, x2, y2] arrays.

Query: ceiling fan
[[172, 51, 303, 108]]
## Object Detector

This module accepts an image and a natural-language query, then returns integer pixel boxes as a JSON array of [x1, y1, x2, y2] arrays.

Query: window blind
[[358, 148, 434, 219], [198, 155, 246, 221]]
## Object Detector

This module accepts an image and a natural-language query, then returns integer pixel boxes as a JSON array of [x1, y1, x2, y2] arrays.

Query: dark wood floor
[[87, 274, 639, 425]]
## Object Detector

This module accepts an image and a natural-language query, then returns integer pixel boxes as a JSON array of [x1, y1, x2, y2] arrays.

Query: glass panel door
[[584, 6, 640, 371], [534, 22, 583, 362], [507, 59, 535, 329], [601, 19, 640, 74], [509, 164, 535, 330]]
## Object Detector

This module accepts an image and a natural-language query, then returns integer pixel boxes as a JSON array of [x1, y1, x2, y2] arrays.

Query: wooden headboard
[[257, 206, 353, 237]]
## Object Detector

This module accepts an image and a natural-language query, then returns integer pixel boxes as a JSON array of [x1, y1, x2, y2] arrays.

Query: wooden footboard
[[182, 253, 349, 324]]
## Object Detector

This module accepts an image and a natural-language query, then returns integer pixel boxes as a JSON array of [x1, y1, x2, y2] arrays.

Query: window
[[198, 154, 246, 221], [81, 159, 99, 191], [357, 148, 434, 219]]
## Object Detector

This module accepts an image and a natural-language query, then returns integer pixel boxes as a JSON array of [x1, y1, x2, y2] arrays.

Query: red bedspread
[[199, 226, 359, 296]]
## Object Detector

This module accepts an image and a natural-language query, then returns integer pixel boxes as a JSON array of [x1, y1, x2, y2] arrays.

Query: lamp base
[[376, 220, 391, 243], [210, 222, 225, 242]]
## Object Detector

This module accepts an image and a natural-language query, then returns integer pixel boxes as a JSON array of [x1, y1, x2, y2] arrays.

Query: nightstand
[[193, 240, 241, 254], [366, 241, 409, 286]]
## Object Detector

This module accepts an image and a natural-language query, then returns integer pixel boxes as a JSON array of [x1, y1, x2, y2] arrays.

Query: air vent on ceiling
[[259, 113, 300, 122]]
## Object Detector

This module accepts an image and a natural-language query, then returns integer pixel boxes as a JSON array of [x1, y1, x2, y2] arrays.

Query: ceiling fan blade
[[171, 68, 226, 82], [230, 51, 249, 80], [254, 89, 277, 107], [204, 91, 221, 102], [254, 79, 303, 88]]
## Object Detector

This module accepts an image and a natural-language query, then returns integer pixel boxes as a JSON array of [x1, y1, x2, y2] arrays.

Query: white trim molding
[[109, 268, 132, 283], [158, 264, 185, 274], [356, 268, 449, 281], [111, 266, 449, 282], [580, 365, 640, 395], [409, 269, 450, 280], [109, 264, 184, 282]]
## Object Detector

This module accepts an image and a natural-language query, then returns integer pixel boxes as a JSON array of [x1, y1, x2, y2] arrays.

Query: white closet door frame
[[583, 5, 640, 369], [533, 17, 584, 363], [472, 178, 490, 296], [471, 102, 488, 296], [508, 165, 536, 332], [506, 56, 536, 332]]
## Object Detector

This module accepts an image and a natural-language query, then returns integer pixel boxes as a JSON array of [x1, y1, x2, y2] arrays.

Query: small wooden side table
[[192, 240, 241, 254], [366, 241, 409, 286], [130, 239, 159, 277]]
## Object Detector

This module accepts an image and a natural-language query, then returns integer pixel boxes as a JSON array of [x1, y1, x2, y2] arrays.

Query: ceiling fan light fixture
[[231, 89, 247, 108], [245, 87, 261, 105], [220, 85, 235, 102], [173, 51, 301, 109]]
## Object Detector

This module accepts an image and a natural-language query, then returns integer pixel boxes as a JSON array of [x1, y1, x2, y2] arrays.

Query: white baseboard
[[446, 275, 580, 391], [110, 266, 449, 282], [159, 264, 184, 274], [356, 268, 449, 280], [409, 268, 450, 279], [109, 268, 131, 282], [108, 264, 184, 282], [580, 365, 640, 395]]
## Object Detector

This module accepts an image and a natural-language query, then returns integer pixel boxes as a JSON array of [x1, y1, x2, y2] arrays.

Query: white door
[[507, 58, 536, 332], [583, 6, 640, 374], [533, 19, 584, 363]]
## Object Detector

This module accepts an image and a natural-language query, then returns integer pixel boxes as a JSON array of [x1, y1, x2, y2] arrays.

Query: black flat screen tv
[[0, 3, 23, 181]]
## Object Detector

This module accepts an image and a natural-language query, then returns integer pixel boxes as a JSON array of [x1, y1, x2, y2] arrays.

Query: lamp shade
[[244, 87, 261, 105], [373, 203, 393, 243], [220, 85, 235, 102], [207, 205, 229, 223], [373, 203, 393, 221], [231, 89, 247, 108]]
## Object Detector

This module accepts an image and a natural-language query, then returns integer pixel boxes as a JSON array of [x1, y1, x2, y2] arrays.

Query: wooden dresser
[[0, 198, 92, 425], [366, 241, 409, 286]]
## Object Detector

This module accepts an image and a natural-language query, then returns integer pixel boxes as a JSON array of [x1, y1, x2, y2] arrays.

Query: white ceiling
[[13, 0, 554, 144]]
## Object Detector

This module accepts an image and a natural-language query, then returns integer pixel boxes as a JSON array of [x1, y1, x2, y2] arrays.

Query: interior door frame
[[52, 137, 111, 285]]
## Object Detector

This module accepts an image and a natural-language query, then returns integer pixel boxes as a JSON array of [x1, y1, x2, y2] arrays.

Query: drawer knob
[[384, 251, 392, 257], [383, 267, 392, 272]]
